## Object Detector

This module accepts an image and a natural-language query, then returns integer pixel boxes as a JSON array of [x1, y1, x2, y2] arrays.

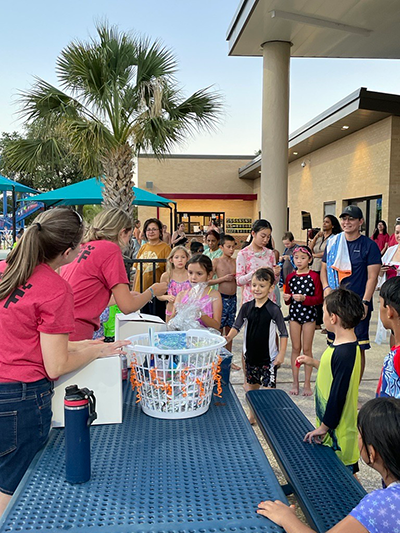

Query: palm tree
[[9, 23, 222, 214]]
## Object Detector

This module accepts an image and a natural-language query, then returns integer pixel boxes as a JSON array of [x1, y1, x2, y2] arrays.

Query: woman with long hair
[[372, 219, 390, 255], [62, 209, 167, 340], [0, 208, 129, 515]]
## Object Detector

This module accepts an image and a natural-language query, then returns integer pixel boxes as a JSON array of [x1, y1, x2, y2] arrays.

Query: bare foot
[[231, 363, 241, 371], [249, 415, 257, 425], [289, 385, 299, 395], [302, 387, 313, 396]]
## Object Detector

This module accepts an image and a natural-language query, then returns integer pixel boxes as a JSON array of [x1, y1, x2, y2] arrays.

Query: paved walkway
[[229, 290, 387, 497]]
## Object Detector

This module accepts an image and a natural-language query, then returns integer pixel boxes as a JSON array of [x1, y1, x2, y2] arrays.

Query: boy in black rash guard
[[225, 268, 288, 424]]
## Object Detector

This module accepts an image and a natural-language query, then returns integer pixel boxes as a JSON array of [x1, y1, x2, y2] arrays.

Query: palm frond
[[4, 137, 70, 174]]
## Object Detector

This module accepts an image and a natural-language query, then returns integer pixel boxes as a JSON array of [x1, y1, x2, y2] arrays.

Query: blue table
[[1, 384, 287, 533]]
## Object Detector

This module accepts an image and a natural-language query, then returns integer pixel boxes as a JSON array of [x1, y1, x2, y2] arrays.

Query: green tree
[[1, 119, 83, 191], [10, 23, 222, 214]]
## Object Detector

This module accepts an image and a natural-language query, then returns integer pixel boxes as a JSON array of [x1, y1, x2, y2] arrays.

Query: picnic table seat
[[247, 389, 367, 533]]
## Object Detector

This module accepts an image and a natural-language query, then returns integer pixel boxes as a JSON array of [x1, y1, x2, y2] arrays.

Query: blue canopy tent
[[0, 175, 38, 242], [22, 177, 177, 230]]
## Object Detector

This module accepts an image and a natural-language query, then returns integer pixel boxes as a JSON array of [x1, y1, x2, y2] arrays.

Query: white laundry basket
[[127, 329, 226, 419]]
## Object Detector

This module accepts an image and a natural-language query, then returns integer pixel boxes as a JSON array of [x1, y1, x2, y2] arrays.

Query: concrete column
[[261, 41, 291, 251]]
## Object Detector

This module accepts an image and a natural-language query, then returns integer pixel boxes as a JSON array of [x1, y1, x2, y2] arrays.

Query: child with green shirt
[[297, 288, 364, 472]]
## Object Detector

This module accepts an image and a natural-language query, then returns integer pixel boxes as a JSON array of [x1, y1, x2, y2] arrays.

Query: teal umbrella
[[0, 175, 38, 241], [23, 177, 175, 208]]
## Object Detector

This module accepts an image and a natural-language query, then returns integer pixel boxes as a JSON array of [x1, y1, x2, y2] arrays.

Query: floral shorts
[[245, 360, 277, 388]]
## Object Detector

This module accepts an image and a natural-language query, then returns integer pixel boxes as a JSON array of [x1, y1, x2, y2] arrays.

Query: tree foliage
[[7, 22, 222, 213]]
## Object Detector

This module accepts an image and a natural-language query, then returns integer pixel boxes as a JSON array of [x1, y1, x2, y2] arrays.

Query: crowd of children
[[1, 208, 400, 530]]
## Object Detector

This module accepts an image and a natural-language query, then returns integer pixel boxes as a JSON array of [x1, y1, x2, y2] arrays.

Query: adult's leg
[[289, 320, 302, 395], [302, 321, 316, 396]]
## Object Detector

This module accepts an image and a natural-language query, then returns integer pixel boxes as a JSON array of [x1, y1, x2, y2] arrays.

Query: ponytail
[[0, 208, 84, 300]]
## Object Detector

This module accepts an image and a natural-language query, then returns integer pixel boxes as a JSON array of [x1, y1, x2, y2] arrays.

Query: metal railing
[[124, 257, 167, 315]]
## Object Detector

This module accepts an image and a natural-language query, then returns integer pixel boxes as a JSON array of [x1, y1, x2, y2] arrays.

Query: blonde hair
[[0, 207, 84, 300], [84, 208, 132, 248], [166, 245, 190, 275]]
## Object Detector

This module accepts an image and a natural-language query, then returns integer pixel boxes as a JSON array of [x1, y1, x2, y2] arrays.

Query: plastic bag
[[168, 282, 217, 332]]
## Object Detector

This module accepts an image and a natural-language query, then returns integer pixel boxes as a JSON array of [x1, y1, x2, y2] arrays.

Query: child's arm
[[301, 271, 323, 306], [200, 290, 222, 330], [283, 273, 293, 304], [274, 336, 288, 366], [170, 290, 185, 320], [271, 306, 289, 366], [225, 302, 247, 343], [296, 355, 320, 369], [156, 272, 173, 302], [236, 252, 254, 286]]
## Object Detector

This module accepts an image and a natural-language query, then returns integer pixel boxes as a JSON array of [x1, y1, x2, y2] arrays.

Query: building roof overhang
[[239, 88, 400, 179], [227, 0, 400, 58]]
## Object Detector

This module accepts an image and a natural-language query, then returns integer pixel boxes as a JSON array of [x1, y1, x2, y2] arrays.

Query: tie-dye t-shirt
[[236, 245, 276, 304]]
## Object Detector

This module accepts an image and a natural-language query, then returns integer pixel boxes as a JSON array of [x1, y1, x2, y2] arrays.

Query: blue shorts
[[220, 293, 237, 329], [0, 378, 53, 495], [327, 302, 372, 350]]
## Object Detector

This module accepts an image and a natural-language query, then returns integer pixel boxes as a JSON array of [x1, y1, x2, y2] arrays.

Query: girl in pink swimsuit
[[158, 246, 191, 321], [173, 255, 222, 330]]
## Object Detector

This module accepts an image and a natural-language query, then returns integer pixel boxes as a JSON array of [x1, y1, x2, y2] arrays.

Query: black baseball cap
[[339, 205, 364, 220]]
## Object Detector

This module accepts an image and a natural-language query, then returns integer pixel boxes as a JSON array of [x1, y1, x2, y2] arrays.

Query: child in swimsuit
[[173, 254, 222, 330], [158, 246, 191, 322]]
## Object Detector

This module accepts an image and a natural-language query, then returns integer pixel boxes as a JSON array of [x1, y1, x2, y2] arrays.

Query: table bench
[[1, 384, 287, 533], [247, 389, 367, 533]]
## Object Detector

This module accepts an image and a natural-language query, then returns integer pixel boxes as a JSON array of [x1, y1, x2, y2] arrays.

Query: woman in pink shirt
[[236, 219, 280, 304], [0, 208, 129, 515], [61, 208, 167, 340], [371, 220, 390, 255]]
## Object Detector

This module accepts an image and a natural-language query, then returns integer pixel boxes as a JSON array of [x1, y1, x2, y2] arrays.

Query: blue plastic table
[[0, 383, 287, 533]]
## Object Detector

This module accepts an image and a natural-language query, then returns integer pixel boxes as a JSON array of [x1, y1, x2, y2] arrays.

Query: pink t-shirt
[[371, 233, 390, 251], [61, 240, 129, 340], [236, 245, 276, 304], [0, 262, 75, 383]]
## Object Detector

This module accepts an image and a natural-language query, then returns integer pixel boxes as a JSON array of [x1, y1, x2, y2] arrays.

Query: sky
[[2, 0, 400, 156]]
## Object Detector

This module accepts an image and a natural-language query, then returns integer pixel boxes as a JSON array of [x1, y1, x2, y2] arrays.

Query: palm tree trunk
[[101, 143, 135, 216]]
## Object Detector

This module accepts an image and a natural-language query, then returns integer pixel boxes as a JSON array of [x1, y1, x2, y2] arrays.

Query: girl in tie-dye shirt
[[236, 219, 279, 304]]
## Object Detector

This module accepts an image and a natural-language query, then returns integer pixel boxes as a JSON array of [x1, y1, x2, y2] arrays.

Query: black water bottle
[[64, 385, 97, 484]]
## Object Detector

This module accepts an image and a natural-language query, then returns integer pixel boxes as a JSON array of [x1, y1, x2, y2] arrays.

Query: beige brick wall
[[138, 155, 254, 196], [288, 117, 392, 238], [137, 155, 257, 231]]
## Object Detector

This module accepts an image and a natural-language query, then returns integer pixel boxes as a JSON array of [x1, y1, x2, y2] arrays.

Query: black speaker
[[301, 211, 312, 230]]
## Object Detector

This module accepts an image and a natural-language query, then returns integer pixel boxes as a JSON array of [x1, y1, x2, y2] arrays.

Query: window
[[345, 196, 382, 236], [324, 202, 336, 217]]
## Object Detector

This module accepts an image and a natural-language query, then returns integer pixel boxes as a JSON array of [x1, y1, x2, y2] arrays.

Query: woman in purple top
[[257, 397, 400, 533]]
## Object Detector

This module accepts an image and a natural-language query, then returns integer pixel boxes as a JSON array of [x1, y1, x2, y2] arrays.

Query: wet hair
[[358, 397, 400, 480], [84, 208, 132, 248], [134, 219, 140, 227], [206, 230, 220, 241], [252, 267, 275, 286], [293, 245, 314, 266], [324, 288, 364, 329], [324, 215, 342, 235], [380, 277, 400, 316], [190, 241, 204, 254], [186, 254, 213, 275], [166, 245, 190, 274], [220, 234, 236, 246], [0, 207, 84, 301], [143, 218, 163, 235], [373, 220, 388, 240]]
